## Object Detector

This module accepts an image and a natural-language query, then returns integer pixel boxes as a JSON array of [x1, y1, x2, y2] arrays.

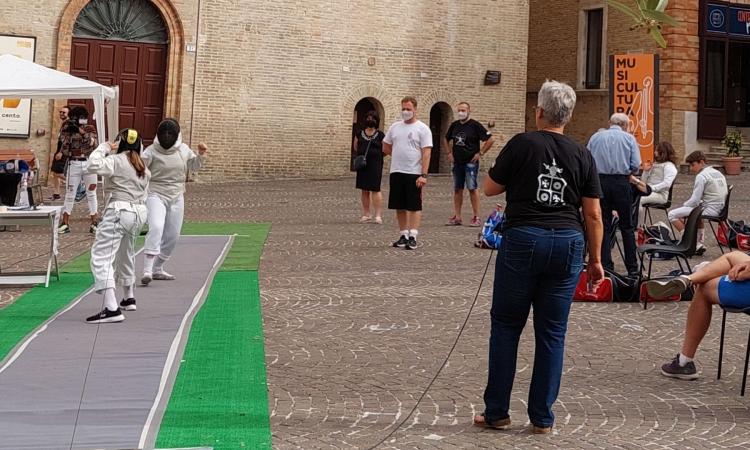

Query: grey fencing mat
[[0, 235, 230, 450]]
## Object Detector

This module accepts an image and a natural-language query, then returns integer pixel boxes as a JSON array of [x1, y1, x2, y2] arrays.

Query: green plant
[[607, 0, 678, 48], [723, 130, 743, 157]]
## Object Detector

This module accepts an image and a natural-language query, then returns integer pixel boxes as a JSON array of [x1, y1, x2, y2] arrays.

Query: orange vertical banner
[[609, 54, 660, 164]]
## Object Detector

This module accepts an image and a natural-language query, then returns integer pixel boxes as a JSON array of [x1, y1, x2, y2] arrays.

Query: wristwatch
[[420, 173, 427, 178]]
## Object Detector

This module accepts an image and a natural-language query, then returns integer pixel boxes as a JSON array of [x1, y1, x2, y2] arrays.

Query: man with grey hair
[[587, 113, 642, 277]]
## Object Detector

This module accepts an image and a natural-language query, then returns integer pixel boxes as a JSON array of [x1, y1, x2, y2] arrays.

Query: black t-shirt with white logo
[[488, 131, 601, 232], [445, 119, 491, 164]]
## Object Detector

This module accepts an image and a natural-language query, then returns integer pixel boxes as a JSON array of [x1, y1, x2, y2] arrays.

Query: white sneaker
[[152, 270, 176, 281], [140, 272, 152, 286]]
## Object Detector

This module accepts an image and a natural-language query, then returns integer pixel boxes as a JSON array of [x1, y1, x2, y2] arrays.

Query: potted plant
[[722, 130, 743, 175]]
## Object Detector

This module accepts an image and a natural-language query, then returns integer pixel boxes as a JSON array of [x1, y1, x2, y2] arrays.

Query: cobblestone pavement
[[2, 170, 750, 449]]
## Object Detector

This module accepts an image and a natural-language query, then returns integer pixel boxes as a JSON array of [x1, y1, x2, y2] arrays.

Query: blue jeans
[[483, 226, 584, 427], [452, 161, 479, 191]]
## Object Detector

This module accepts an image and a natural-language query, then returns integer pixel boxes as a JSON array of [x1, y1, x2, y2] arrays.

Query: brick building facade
[[528, 0, 750, 165], [0, 0, 530, 180]]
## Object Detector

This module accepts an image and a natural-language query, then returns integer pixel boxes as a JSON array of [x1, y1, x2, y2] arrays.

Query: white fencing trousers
[[90, 206, 147, 292], [668, 204, 722, 223], [63, 160, 98, 215], [144, 193, 185, 261]]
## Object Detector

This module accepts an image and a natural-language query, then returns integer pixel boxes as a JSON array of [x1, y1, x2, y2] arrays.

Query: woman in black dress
[[353, 111, 384, 224]]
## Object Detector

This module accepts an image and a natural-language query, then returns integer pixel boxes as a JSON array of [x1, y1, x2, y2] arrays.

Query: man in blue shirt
[[587, 113, 642, 277]]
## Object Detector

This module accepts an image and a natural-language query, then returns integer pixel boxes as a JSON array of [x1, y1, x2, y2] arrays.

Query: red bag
[[738, 233, 750, 251], [639, 282, 680, 303], [574, 271, 613, 302], [637, 226, 647, 246], [718, 221, 730, 247]]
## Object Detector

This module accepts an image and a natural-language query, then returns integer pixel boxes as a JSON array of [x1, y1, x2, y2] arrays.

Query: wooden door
[[698, 38, 729, 140], [70, 37, 168, 145]]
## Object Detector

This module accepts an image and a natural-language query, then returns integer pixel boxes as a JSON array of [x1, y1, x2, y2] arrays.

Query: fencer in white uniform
[[140, 118, 207, 285], [86, 129, 150, 324]]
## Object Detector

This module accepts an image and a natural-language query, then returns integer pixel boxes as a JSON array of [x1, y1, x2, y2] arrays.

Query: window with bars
[[584, 8, 604, 89], [73, 0, 168, 44]]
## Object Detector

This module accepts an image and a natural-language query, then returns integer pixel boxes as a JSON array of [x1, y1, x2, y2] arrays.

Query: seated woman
[[637, 141, 678, 225], [645, 251, 750, 380]]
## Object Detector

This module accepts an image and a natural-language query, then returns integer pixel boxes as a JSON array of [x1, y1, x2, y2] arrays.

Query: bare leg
[[406, 211, 422, 230], [396, 210, 407, 231], [372, 192, 383, 219], [681, 278, 721, 358], [688, 251, 750, 285], [469, 189, 481, 218], [360, 190, 371, 217], [453, 189, 464, 220], [672, 219, 685, 232]]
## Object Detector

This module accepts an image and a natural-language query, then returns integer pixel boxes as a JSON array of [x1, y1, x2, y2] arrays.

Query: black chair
[[717, 305, 750, 396], [701, 185, 734, 255], [643, 181, 676, 237], [636, 206, 703, 309]]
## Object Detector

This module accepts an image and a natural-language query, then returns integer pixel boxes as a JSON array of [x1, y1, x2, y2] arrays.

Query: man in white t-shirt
[[667, 151, 727, 251], [383, 96, 433, 250]]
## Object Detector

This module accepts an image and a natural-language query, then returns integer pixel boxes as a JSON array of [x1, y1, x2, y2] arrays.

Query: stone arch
[[342, 84, 394, 124], [56, 0, 184, 118], [419, 90, 459, 116]]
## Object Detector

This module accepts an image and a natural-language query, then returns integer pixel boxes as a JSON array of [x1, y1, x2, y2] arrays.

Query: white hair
[[537, 80, 577, 127], [610, 113, 630, 129]]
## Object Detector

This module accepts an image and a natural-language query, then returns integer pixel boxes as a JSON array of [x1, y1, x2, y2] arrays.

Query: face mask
[[79, 118, 88, 125], [458, 111, 468, 121], [401, 110, 414, 121]]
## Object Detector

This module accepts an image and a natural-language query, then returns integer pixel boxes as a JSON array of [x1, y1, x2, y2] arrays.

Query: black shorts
[[51, 157, 67, 174], [388, 172, 422, 211]]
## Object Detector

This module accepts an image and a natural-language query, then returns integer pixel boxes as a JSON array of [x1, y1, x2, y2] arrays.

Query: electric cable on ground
[[367, 248, 496, 449]]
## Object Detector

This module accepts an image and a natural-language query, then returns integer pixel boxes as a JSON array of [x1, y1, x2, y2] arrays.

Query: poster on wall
[[0, 35, 36, 138], [609, 53, 660, 164]]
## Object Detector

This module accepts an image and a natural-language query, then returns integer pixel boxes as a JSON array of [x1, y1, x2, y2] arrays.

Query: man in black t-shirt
[[445, 102, 494, 226]]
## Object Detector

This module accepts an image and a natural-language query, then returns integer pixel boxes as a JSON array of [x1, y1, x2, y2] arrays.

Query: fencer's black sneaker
[[405, 236, 418, 250], [58, 223, 70, 234], [141, 272, 152, 286], [392, 235, 408, 248], [661, 354, 699, 380], [119, 298, 137, 311], [85, 308, 124, 324]]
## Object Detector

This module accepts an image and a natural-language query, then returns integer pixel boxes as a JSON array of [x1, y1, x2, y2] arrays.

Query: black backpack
[[643, 224, 677, 260]]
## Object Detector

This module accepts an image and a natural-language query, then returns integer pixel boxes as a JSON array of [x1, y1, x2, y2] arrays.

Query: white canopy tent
[[0, 54, 118, 142]]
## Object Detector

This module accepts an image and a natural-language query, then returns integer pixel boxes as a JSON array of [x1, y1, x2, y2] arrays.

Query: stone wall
[[0, 0, 530, 180]]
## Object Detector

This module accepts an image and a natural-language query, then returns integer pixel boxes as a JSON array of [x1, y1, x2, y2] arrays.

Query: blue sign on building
[[707, 3, 750, 38], [707, 4, 727, 33], [729, 6, 750, 36]]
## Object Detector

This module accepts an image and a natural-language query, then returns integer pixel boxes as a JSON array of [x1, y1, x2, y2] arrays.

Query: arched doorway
[[68, 0, 170, 144], [350, 97, 385, 171], [429, 102, 454, 173]]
